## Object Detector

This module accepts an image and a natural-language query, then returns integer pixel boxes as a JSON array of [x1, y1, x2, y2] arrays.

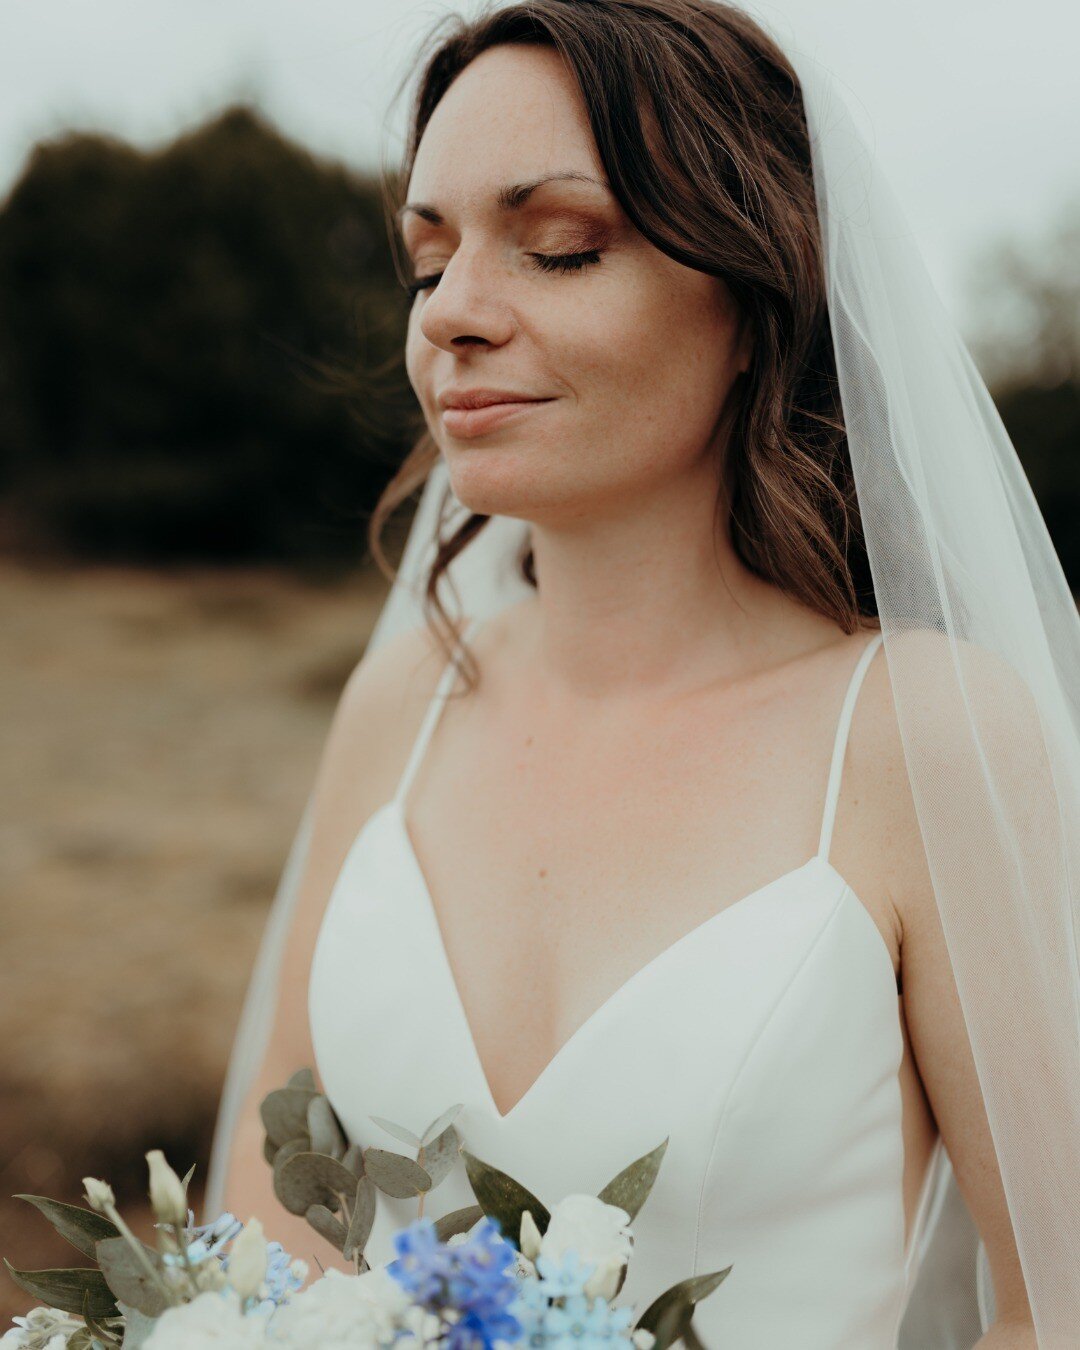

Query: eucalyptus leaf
[[117, 1301, 160, 1350], [420, 1103, 464, 1147], [275, 1152, 362, 1217], [341, 1143, 365, 1178], [305, 1204, 348, 1249], [343, 1178, 376, 1262], [1, 1258, 119, 1319], [95, 1236, 169, 1318], [368, 1115, 422, 1147], [419, 1123, 462, 1188], [597, 1137, 669, 1222], [12, 1194, 119, 1261], [433, 1205, 485, 1242], [307, 1095, 347, 1160], [459, 1148, 550, 1247], [634, 1268, 732, 1349], [260, 1087, 317, 1148], [263, 1134, 278, 1166], [288, 1067, 318, 1091], [363, 1148, 432, 1199]]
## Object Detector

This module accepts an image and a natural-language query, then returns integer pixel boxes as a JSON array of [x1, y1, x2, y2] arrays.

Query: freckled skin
[[402, 44, 751, 527]]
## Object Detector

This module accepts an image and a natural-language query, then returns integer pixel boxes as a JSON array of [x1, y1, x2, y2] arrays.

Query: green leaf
[[2, 1258, 119, 1319], [343, 1177, 376, 1262], [261, 1087, 317, 1148], [288, 1067, 317, 1091], [94, 1236, 169, 1317], [368, 1115, 422, 1147], [305, 1204, 348, 1250], [341, 1142, 365, 1178], [12, 1194, 120, 1261], [307, 1095, 347, 1160], [459, 1148, 550, 1248], [597, 1137, 670, 1222], [275, 1152, 363, 1217], [363, 1149, 432, 1198], [433, 1205, 485, 1242], [419, 1122, 462, 1188], [81, 1285, 128, 1349], [634, 1268, 732, 1350], [679, 1317, 709, 1350], [420, 1103, 464, 1147]]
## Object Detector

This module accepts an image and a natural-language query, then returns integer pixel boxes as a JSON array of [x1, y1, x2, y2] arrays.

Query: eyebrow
[[395, 171, 611, 227]]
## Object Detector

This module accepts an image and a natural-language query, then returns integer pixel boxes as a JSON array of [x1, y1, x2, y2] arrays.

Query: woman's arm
[[211, 621, 448, 1283], [864, 638, 1037, 1341]]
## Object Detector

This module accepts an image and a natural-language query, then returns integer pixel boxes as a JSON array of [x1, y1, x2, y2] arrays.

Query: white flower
[[146, 1150, 188, 1226], [143, 1288, 269, 1349], [267, 1265, 410, 1350], [399, 1302, 444, 1346], [540, 1193, 633, 1302], [229, 1217, 269, 1300], [81, 1177, 115, 1213], [1, 1304, 85, 1348]]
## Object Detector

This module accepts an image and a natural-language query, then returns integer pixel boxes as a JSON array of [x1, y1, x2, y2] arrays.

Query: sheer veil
[[203, 29, 1080, 1349]]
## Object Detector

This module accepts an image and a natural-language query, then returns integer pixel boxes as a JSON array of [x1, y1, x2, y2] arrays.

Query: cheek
[[561, 269, 736, 463]]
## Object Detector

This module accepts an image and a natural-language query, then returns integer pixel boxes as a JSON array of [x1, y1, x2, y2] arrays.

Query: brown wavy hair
[[368, 0, 877, 687]]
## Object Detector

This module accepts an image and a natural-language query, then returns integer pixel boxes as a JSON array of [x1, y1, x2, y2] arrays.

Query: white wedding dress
[[308, 623, 946, 1349]]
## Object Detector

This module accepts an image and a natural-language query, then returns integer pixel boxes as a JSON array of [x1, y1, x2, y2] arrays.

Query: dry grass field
[[0, 558, 387, 1324]]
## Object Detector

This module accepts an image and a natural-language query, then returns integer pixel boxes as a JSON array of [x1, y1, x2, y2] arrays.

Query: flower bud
[[145, 1149, 188, 1226], [82, 1177, 115, 1212], [519, 1208, 543, 1262], [228, 1217, 268, 1301]]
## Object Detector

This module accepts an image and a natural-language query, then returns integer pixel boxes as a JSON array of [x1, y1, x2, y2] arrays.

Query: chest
[[397, 686, 898, 1115]]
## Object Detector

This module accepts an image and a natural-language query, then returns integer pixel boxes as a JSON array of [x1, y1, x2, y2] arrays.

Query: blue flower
[[542, 1291, 635, 1349], [387, 1216, 452, 1305], [534, 1248, 597, 1301], [164, 1210, 302, 1312], [387, 1215, 524, 1348]]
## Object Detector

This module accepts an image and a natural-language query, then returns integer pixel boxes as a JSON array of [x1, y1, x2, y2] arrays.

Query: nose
[[416, 244, 516, 353]]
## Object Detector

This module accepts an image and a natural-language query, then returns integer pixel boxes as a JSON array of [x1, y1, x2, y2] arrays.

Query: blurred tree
[[961, 200, 1080, 587], [0, 105, 415, 570]]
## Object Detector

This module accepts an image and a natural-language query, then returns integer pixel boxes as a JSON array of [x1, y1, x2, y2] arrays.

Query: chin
[[443, 449, 578, 523]]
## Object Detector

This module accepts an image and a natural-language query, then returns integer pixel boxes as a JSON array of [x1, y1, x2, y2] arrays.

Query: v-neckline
[[386, 796, 851, 1123]]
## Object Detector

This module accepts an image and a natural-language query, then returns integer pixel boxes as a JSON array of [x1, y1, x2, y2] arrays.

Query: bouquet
[[3, 1068, 730, 1348]]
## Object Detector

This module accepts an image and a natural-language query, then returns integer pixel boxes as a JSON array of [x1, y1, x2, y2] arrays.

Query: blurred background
[[1, 0, 1077, 1320]]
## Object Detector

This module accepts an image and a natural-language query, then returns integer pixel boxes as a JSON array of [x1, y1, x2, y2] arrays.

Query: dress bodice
[[309, 624, 944, 1348]]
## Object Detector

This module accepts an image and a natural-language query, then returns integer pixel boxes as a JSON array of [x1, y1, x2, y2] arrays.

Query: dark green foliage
[[0, 105, 415, 567]]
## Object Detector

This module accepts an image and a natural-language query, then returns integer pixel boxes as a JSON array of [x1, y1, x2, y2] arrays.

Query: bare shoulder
[[253, 616, 474, 1092]]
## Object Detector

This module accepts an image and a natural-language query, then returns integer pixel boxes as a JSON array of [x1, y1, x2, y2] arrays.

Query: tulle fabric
[[205, 39, 1079, 1348]]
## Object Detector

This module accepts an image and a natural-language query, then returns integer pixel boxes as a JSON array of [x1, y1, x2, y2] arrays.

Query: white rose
[[267, 1265, 410, 1350], [144, 1288, 268, 1349], [540, 1194, 633, 1301]]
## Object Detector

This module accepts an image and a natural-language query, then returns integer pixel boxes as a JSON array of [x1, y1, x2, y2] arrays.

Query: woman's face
[[402, 43, 751, 524]]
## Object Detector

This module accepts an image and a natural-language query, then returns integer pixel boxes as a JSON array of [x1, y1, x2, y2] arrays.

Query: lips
[[441, 398, 554, 437]]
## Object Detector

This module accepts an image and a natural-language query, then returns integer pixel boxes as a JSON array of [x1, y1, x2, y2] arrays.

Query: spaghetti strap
[[816, 631, 885, 863], [393, 616, 482, 807]]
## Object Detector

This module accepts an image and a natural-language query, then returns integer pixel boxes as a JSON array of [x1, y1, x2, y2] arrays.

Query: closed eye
[[404, 249, 603, 299]]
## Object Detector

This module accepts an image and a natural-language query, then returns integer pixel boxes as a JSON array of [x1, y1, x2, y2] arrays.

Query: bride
[[204, 2, 1078, 1347]]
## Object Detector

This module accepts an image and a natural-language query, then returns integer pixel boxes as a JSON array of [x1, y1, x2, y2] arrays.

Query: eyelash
[[403, 249, 602, 299]]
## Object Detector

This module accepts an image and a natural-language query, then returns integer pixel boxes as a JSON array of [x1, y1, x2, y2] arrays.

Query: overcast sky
[[1, 0, 1077, 319]]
